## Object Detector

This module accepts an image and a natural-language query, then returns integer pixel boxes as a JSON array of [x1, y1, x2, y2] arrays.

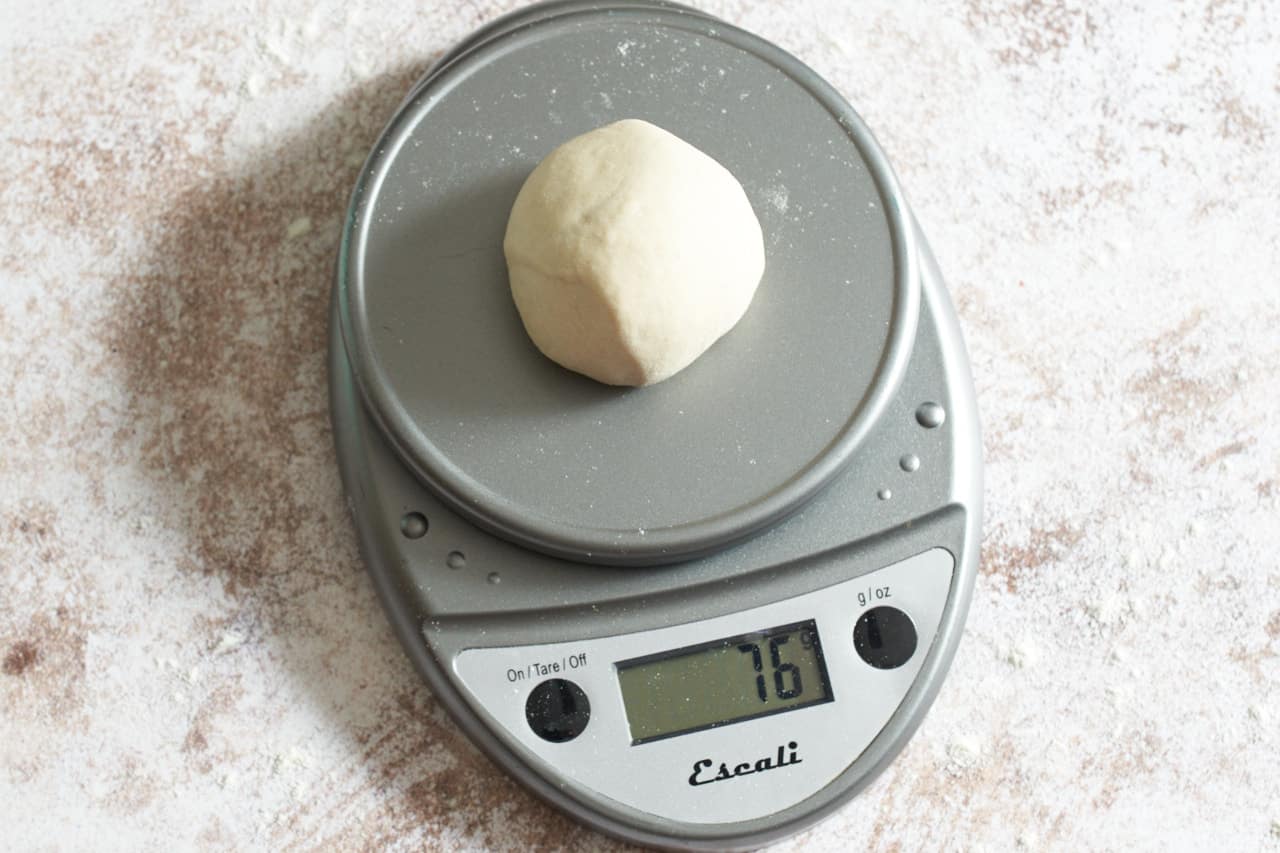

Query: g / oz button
[[854, 606, 918, 669], [525, 678, 591, 743]]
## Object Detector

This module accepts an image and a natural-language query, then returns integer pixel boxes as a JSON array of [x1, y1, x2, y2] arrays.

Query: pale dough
[[503, 119, 765, 387]]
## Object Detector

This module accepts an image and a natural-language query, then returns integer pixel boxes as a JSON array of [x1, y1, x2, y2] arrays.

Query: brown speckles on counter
[[1215, 93, 1270, 146], [982, 520, 1085, 594], [1125, 309, 1243, 444], [2, 0, 1279, 850], [180, 682, 246, 777], [0, 606, 89, 726], [99, 61, 423, 597], [964, 0, 1098, 67], [100, 752, 162, 817], [1229, 644, 1279, 687], [182, 723, 209, 755], [3, 641, 40, 676], [1195, 438, 1255, 471]]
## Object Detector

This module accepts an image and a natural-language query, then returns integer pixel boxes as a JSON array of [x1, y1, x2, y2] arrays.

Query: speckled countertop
[[3, 1, 1278, 850]]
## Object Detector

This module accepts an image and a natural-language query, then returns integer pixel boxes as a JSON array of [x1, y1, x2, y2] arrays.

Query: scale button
[[525, 678, 591, 743], [853, 606, 918, 669]]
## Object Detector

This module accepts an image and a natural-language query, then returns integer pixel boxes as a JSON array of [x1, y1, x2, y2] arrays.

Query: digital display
[[615, 620, 833, 745]]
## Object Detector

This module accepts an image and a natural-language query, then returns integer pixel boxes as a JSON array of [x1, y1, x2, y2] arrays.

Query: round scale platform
[[330, 1, 982, 850], [338, 0, 919, 565]]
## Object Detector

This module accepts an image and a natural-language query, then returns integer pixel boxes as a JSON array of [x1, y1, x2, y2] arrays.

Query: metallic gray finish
[[416, 0, 719, 93], [329, 219, 981, 851], [336, 2, 920, 566], [900, 453, 921, 473], [916, 401, 947, 428], [328, 2, 983, 849], [399, 512, 428, 539], [453, 549, 955, 824]]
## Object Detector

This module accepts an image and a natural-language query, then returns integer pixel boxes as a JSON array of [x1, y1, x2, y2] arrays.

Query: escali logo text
[[688, 741, 802, 786]]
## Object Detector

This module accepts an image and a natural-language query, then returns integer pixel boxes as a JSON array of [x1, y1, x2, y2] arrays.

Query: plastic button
[[853, 606, 918, 669], [525, 678, 591, 743]]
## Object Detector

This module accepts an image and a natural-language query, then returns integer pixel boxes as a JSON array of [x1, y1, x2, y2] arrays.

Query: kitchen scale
[[329, 1, 982, 849]]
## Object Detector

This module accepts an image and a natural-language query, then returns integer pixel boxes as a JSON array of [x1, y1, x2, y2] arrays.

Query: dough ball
[[503, 119, 765, 387]]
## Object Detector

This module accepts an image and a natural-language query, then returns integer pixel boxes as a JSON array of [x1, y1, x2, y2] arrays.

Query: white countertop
[[2, 1, 1278, 849]]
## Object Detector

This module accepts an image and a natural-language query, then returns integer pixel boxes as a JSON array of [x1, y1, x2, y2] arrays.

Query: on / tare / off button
[[853, 606, 918, 669], [525, 678, 591, 743]]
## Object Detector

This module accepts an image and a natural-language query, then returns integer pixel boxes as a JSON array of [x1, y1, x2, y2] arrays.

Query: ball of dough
[[503, 119, 765, 387]]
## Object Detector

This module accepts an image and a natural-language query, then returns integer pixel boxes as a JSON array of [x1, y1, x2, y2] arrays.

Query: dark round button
[[525, 678, 591, 743], [854, 606, 918, 669]]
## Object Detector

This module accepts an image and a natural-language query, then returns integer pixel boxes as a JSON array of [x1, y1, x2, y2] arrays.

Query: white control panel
[[454, 548, 954, 824]]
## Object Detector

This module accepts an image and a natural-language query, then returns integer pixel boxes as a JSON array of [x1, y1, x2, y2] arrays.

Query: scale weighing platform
[[330, 1, 982, 849]]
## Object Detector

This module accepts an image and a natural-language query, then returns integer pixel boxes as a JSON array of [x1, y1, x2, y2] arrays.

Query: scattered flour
[[947, 735, 983, 772], [285, 216, 312, 239], [763, 184, 789, 213]]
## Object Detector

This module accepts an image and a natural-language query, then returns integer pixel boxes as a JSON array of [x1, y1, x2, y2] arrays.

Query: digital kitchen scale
[[329, 1, 982, 849]]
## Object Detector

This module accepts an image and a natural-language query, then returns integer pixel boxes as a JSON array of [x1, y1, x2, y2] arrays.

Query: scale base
[[329, 2, 981, 848], [330, 219, 981, 850]]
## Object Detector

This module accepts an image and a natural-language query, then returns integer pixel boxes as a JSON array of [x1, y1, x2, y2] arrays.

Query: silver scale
[[329, 1, 982, 849]]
